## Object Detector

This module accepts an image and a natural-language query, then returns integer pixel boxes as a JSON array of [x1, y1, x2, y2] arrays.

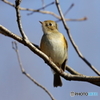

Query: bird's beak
[[39, 21, 43, 24]]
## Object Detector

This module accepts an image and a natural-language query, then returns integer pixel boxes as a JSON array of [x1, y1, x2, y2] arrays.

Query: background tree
[[0, 0, 100, 100]]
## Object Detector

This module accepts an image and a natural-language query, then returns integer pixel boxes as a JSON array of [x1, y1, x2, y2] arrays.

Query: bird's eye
[[49, 23, 52, 26]]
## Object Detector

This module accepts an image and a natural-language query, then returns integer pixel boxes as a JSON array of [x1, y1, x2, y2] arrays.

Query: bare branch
[[55, 0, 100, 76], [15, 0, 28, 40], [64, 3, 74, 16], [66, 65, 100, 86], [41, 0, 45, 10], [27, 1, 55, 15], [12, 41, 55, 100], [56, 3, 86, 22], [66, 65, 82, 75], [65, 17, 87, 21], [1, 0, 15, 7], [1, 0, 60, 19], [12, 41, 25, 73], [0, 25, 100, 87], [56, 17, 87, 23], [2, 0, 87, 22], [56, 3, 74, 22]]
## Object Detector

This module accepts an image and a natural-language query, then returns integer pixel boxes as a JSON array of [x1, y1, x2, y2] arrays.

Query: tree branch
[[0, 25, 100, 87], [27, 1, 55, 15], [56, 3, 74, 22], [12, 41, 55, 100], [66, 65, 100, 86], [55, 0, 100, 76], [2, 0, 87, 22], [41, 0, 45, 10], [15, 0, 28, 40]]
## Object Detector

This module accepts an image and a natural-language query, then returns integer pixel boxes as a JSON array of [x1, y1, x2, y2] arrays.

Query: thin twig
[[55, 0, 100, 76], [41, 0, 45, 10], [56, 3, 74, 22], [15, 0, 28, 40], [12, 41, 25, 72], [65, 17, 87, 21], [2, 0, 15, 7], [27, 1, 55, 15], [12, 41, 55, 100], [64, 3, 74, 16]]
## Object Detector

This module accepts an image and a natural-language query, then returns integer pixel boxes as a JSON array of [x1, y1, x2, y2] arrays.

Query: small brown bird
[[40, 20, 68, 87]]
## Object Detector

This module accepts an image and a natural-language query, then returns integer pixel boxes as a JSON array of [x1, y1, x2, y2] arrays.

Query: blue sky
[[0, 0, 100, 100]]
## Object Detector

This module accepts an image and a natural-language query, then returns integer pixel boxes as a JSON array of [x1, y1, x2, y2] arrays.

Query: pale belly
[[40, 34, 67, 67]]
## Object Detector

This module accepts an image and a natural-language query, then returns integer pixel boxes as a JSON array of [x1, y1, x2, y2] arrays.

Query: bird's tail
[[53, 74, 62, 87]]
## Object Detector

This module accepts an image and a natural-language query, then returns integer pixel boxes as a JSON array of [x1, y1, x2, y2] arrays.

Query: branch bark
[[55, 0, 100, 76], [15, 0, 28, 40], [12, 41, 55, 100], [2, 0, 87, 22], [0, 25, 100, 87]]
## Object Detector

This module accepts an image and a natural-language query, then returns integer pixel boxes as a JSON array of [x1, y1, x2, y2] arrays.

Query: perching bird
[[40, 20, 68, 87]]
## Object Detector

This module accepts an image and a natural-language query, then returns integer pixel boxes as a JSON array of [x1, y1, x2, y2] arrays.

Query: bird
[[40, 20, 68, 87]]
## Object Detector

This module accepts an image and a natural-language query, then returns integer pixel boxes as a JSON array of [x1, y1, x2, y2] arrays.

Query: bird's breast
[[40, 33, 67, 66]]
